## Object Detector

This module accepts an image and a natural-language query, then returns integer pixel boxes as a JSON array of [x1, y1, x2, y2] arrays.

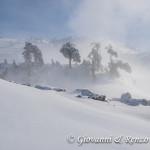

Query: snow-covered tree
[[107, 58, 132, 78], [12, 60, 18, 73], [22, 42, 32, 63], [1, 68, 8, 79], [22, 42, 44, 66], [106, 44, 118, 61], [32, 46, 44, 66], [13, 60, 17, 68], [0, 59, 8, 79], [51, 59, 55, 67], [60, 42, 81, 68], [51, 59, 62, 68], [106, 44, 132, 78], [81, 59, 92, 75], [4, 58, 7, 65], [88, 43, 103, 79]]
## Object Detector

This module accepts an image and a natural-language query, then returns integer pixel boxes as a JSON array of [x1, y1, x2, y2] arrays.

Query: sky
[[0, 0, 150, 51], [0, 0, 80, 38]]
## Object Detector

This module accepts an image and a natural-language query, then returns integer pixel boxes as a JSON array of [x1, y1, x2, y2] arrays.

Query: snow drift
[[0, 79, 150, 150]]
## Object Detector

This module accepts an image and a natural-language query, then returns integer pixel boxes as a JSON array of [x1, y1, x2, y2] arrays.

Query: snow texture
[[0, 79, 150, 150]]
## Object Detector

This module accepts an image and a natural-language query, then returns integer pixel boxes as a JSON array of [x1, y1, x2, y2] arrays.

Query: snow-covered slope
[[0, 79, 150, 150]]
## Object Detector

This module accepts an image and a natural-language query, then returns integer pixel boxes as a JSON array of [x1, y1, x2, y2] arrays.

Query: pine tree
[[106, 44, 132, 78], [106, 44, 118, 61], [88, 43, 103, 79], [13, 60, 17, 69], [4, 58, 7, 65], [60, 42, 81, 68], [22, 42, 44, 66]]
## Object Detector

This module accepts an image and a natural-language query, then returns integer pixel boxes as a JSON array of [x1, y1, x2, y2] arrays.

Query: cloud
[[68, 0, 150, 50]]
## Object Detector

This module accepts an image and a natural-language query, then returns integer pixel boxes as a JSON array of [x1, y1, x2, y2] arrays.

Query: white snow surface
[[0, 79, 150, 150]]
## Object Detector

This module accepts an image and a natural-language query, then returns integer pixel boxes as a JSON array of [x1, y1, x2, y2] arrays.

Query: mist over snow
[[0, 37, 150, 100]]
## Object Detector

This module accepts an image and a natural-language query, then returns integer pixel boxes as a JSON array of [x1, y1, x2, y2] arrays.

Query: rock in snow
[[35, 85, 65, 92], [120, 92, 149, 106], [121, 92, 132, 102], [22, 83, 31, 86], [35, 85, 52, 90], [52, 88, 66, 92], [74, 89, 106, 101]]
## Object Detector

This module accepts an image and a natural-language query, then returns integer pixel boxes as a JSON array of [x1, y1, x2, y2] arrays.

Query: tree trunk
[[91, 68, 96, 81], [69, 57, 72, 68], [91, 61, 96, 80]]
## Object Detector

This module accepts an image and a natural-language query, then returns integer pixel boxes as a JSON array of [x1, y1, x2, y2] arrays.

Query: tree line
[[0, 41, 132, 81]]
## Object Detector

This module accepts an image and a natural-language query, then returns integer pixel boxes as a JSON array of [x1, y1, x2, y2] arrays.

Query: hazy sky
[[0, 0, 80, 38], [0, 0, 150, 50]]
